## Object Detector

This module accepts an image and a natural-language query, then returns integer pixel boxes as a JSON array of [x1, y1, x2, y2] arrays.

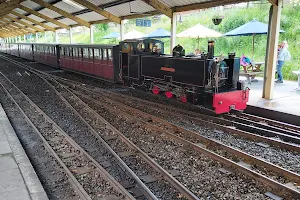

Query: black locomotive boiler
[[0, 39, 249, 114], [118, 39, 249, 114]]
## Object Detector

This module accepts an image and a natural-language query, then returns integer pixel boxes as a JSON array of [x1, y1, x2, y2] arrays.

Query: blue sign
[[136, 19, 151, 27]]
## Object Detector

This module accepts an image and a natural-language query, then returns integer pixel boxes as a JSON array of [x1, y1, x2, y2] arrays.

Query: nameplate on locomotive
[[160, 67, 175, 72]]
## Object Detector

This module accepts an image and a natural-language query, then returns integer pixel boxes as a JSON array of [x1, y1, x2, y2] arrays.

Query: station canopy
[[0, 0, 264, 38]]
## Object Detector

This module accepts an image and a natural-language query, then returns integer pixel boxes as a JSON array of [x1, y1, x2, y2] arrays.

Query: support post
[[90, 25, 94, 44], [262, 0, 282, 99], [69, 28, 73, 44], [54, 30, 58, 43], [120, 20, 124, 41], [36, 33, 39, 43], [44, 31, 47, 43], [24, 35, 26, 43], [170, 12, 177, 53]]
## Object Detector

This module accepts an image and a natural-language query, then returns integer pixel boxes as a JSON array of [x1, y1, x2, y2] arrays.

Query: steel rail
[[0, 55, 200, 200], [224, 114, 300, 137], [70, 88, 300, 185], [1, 53, 300, 135], [0, 83, 92, 200], [0, 72, 135, 200], [92, 88, 300, 141], [43, 78, 160, 200], [1, 53, 300, 198], [149, 107, 300, 145], [65, 84, 300, 153], [69, 88, 300, 199], [231, 112, 300, 133], [44, 77, 201, 200]]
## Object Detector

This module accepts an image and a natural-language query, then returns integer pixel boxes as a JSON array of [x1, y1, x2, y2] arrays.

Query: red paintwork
[[180, 95, 187, 103], [152, 86, 160, 95], [165, 91, 173, 98], [60, 53, 115, 81], [213, 89, 250, 114]]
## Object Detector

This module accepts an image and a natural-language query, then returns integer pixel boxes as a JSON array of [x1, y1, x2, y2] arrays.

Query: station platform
[[241, 77, 300, 124], [0, 103, 48, 200]]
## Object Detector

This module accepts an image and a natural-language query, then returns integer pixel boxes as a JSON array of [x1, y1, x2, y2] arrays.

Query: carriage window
[[103, 49, 107, 60], [94, 49, 100, 60], [83, 48, 89, 58], [66, 47, 70, 56], [89, 48, 93, 59], [99, 49, 103, 60], [69, 48, 73, 57], [108, 49, 112, 60], [73, 48, 78, 57]]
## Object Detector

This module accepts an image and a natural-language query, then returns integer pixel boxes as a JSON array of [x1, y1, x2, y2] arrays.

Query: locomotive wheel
[[165, 91, 173, 98], [152, 86, 160, 95], [180, 95, 187, 103]]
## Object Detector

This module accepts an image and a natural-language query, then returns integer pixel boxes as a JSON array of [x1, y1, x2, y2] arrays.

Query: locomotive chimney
[[208, 41, 214, 59]]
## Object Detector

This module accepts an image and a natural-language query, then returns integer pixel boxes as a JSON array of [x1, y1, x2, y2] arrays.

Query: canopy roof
[[123, 30, 145, 40], [102, 32, 120, 39], [224, 19, 285, 36], [177, 24, 222, 38], [0, 0, 275, 38], [144, 28, 170, 38]]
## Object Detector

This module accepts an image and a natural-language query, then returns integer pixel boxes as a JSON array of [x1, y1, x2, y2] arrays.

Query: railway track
[[0, 73, 134, 200], [78, 84, 300, 150], [0, 54, 199, 199], [1, 53, 300, 199], [65, 85, 300, 172], [68, 85, 300, 197]]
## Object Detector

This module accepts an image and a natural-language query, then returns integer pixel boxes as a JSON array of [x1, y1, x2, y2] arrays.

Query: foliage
[[40, 2, 300, 80]]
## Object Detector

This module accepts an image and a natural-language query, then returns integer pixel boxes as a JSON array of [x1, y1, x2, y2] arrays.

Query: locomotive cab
[[119, 39, 164, 83]]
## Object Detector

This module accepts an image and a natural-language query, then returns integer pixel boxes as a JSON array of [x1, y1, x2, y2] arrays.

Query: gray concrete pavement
[[0, 103, 48, 200]]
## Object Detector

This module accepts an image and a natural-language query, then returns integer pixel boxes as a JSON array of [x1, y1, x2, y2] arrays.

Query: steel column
[[70, 28, 73, 44], [120, 20, 124, 41], [90, 25, 94, 44], [170, 13, 177, 53]]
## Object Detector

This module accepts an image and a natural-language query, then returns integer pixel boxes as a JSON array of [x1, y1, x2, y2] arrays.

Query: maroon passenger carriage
[[19, 43, 34, 61], [59, 44, 119, 82], [33, 43, 59, 67]]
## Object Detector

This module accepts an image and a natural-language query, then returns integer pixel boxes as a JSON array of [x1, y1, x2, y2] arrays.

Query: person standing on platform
[[276, 41, 291, 83]]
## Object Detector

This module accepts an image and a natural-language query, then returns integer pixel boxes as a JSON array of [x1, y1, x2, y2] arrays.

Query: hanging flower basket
[[212, 15, 224, 25]]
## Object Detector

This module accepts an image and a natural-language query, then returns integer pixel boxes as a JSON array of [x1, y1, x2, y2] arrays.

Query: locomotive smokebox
[[208, 41, 214, 59]]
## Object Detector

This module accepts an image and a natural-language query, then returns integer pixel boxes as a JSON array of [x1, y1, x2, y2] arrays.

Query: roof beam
[[122, 11, 159, 20], [174, 0, 247, 12], [18, 5, 70, 30], [0, 29, 17, 37], [5, 15, 45, 33], [31, 0, 91, 27], [140, 0, 173, 18], [0, 0, 24, 12], [1, 18, 26, 30], [71, 0, 121, 24], [10, 11, 56, 32], [268, 0, 278, 6], [0, 19, 29, 34], [2, 24, 27, 35]]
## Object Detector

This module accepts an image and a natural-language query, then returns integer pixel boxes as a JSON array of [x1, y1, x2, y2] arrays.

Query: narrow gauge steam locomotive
[[0, 39, 249, 114]]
